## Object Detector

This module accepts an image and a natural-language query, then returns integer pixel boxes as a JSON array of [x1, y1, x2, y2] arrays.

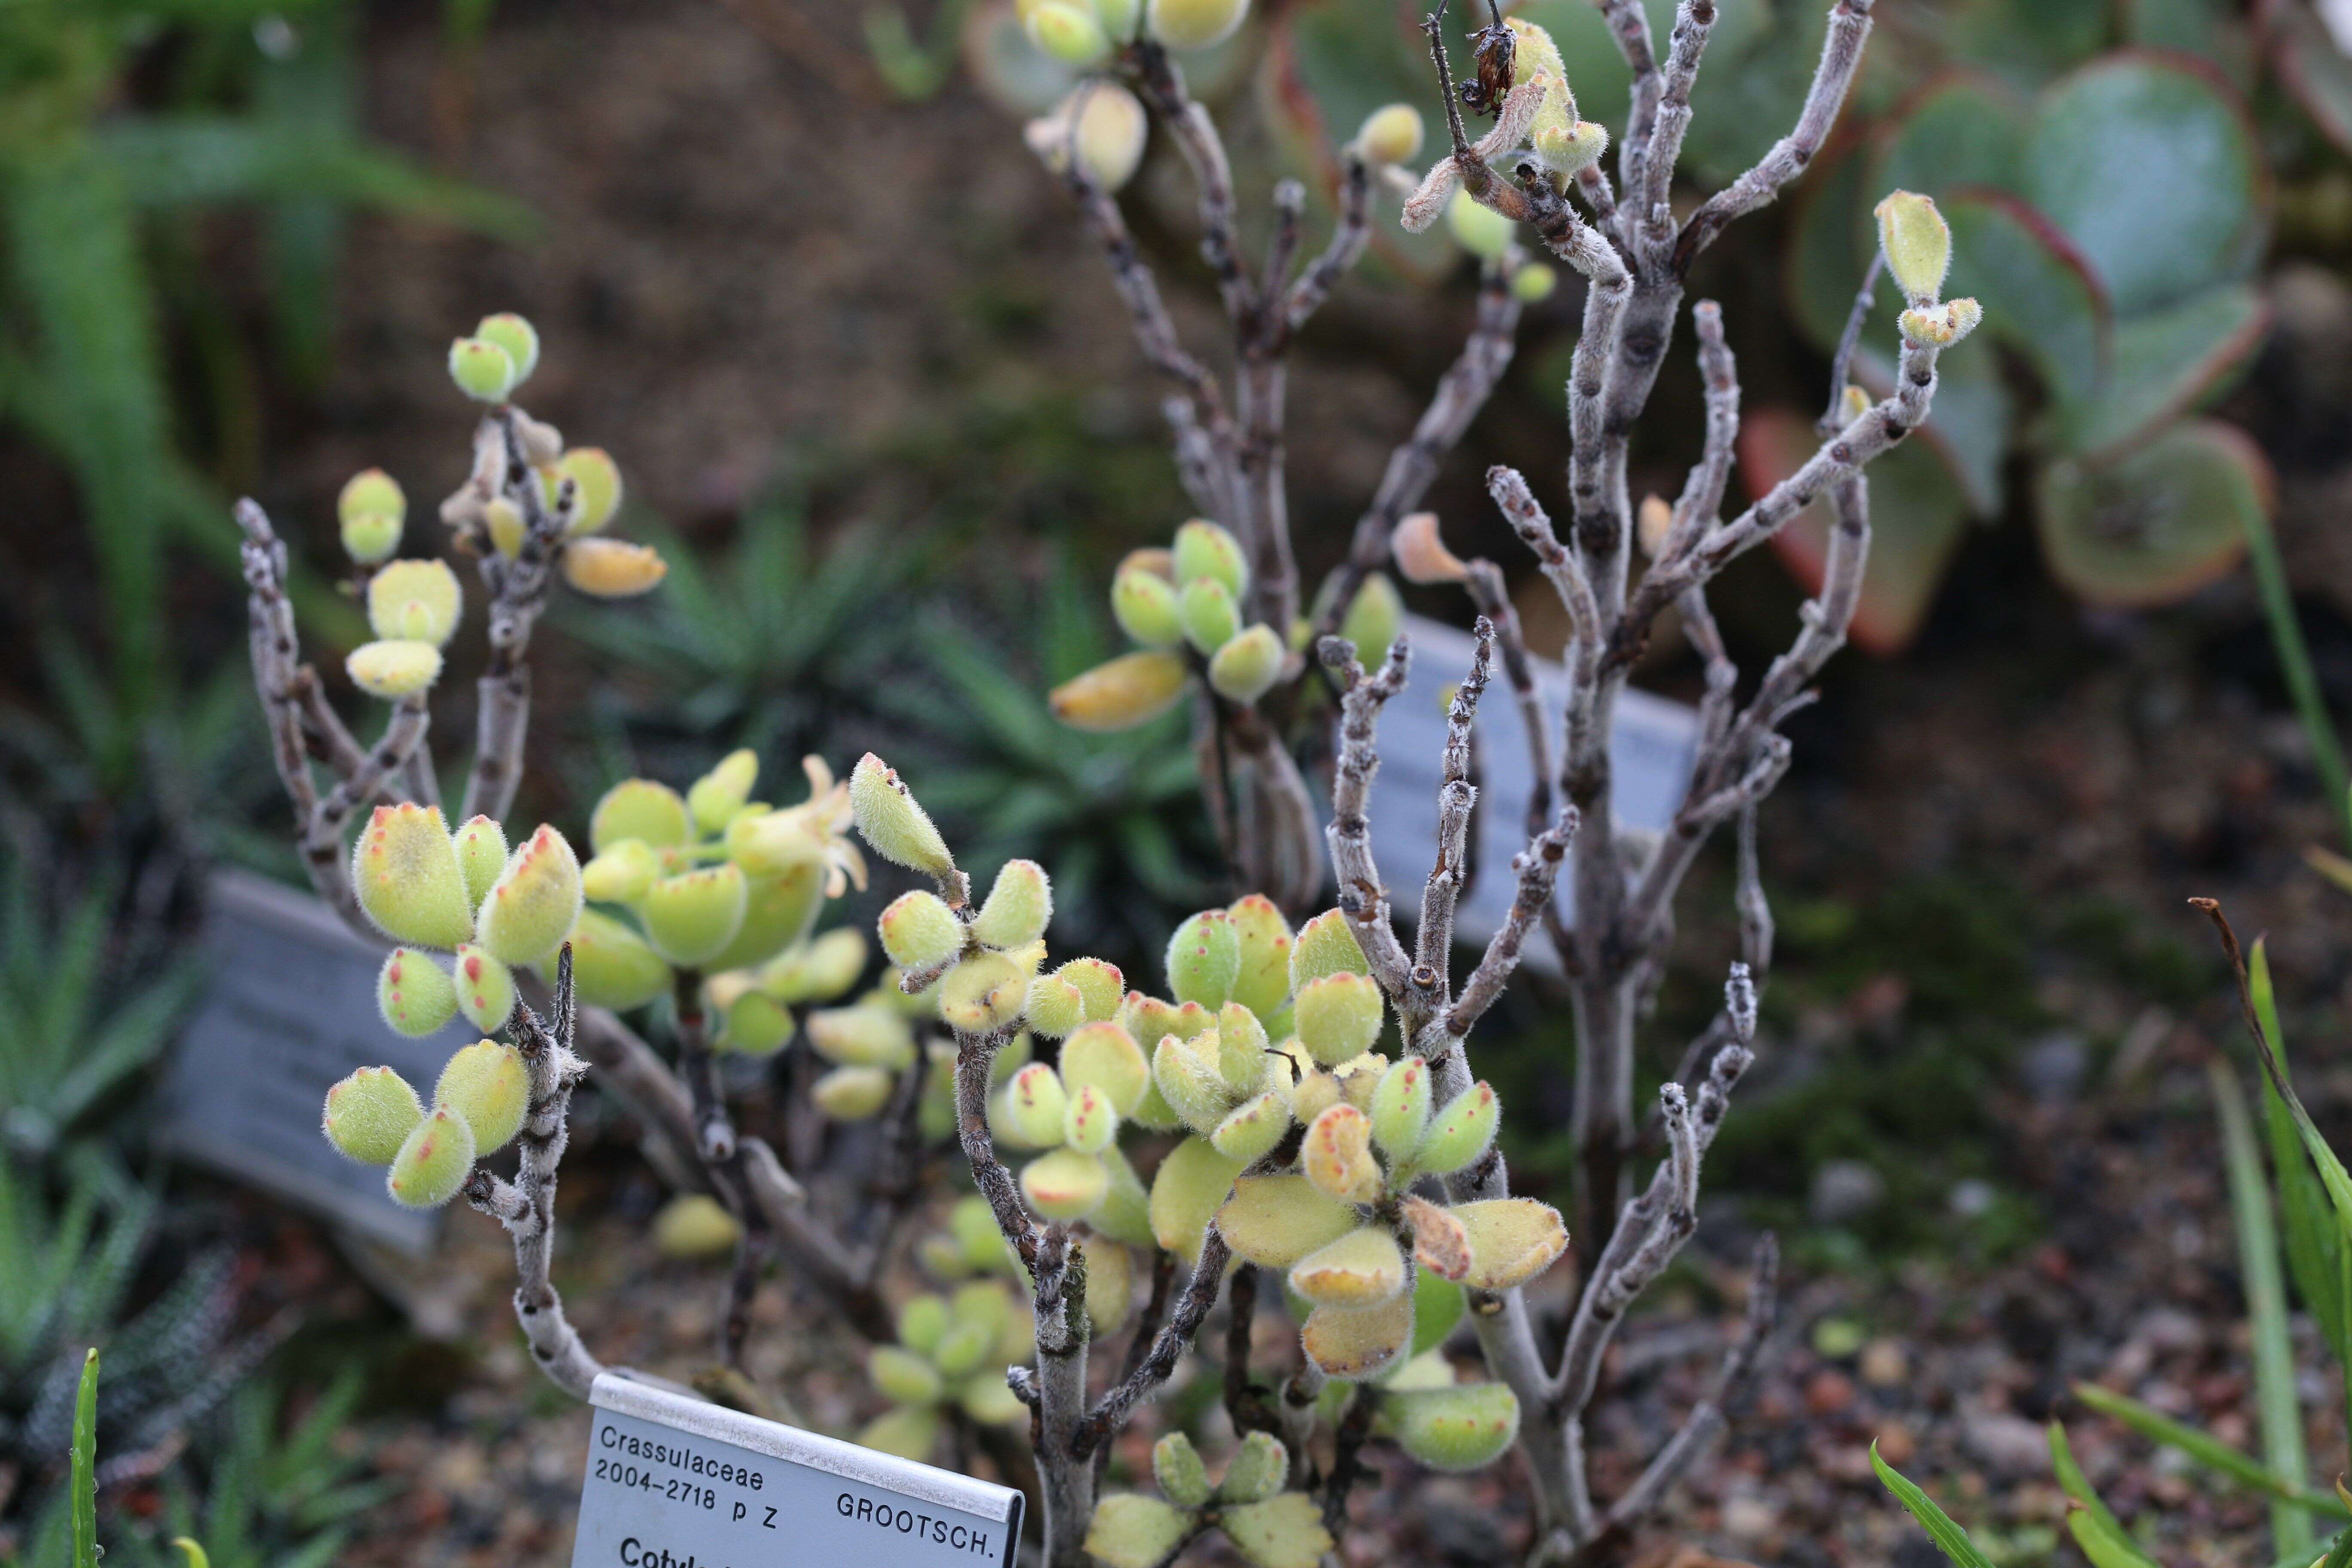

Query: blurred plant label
[[573, 1374, 1024, 1567], [157, 870, 470, 1255], [1369, 614, 1698, 963]]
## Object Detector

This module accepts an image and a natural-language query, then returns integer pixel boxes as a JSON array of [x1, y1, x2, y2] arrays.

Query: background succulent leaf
[[2033, 416, 2264, 607], [2020, 56, 2265, 318], [2046, 282, 2270, 459]]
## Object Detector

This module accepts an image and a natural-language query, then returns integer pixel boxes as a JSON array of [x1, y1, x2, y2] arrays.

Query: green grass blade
[[2258, 970, 2346, 1353], [2213, 1057, 2318, 1559], [71, 1347, 98, 1568], [2243, 503, 2352, 851], [2065, 1510, 2162, 1568], [1871, 1442, 1997, 1568], [2048, 1421, 2126, 1541], [2072, 1384, 2348, 1516]]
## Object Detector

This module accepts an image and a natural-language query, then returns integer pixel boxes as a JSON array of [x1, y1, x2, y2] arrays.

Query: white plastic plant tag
[[1368, 614, 1698, 965], [573, 1373, 1024, 1568]]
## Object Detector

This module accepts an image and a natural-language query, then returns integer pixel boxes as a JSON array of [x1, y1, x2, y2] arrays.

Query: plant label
[[157, 870, 472, 1254], [1369, 615, 1698, 962], [573, 1373, 1024, 1568]]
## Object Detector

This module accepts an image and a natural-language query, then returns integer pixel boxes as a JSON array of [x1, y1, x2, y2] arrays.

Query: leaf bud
[[447, 337, 518, 403], [558, 447, 623, 534], [346, 639, 443, 700], [1152, 1432, 1213, 1508], [474, 312, 540, 384], [1216, 1002, 1268, 1088], [1111, 563, 1185, 648], [1147, 1134, 1246, 1262], [850, 753, 957, 879], [386, 1104, 475, 1208], [1290, 908, 1367, 989], [1300, 1292, 1414, 1380], [654, 1193, 742, 1259], [1902, 296, 1981, 346], [689, 749, 760, 835], [1210, 1089, 1289, 1162], [1403, 1194, 1470, 1280], [1355, 103, 1424, 166], [995, 1061, 1070, 1148], [1392, 511, 1468, 585], [869, 1345, 945, 1407], [484, 498, 525, 560], [1026, 84, 1150, 194], [1874, 190, 1951, 306], [938, 949, 1029, 1032], [476, 824, 584, 967], [971, 858, 1052, 949], [1207, 623, 1284, 704], [1533, 119, 1609, 177], [1841, 383, 1872, 422], [340, 468, 406, 527], [1416, 1081, 1499, 1174], [435, 1038, 530, 1153], [1063, 1080, 1120, 1154], [1021, 1147, 1111, 1220], [1062, 1020, 1151, 1115], [562, 538, 668, 597], [341, 509, 403, 565], [591, 778, 692, 852], [1027, 0, 1112, 64], [582, 839, 661, 905], [1024, 975, 1087, 1038], [1172, 519, 1248, 598], [1290, 1225, 1407, 1306], [1165, 909, 1240, 1008], [641, 864, 750, 967], [355, 803, 475, 948], [814, 1064, 896, 1120], [1119, 992, 1185, 1045], [1219, 1431, 1289, 1504], [1179, 576, 1241, 654], [323, 1066, 423, 1165], [1217, 1173, 1358, 1267], [1148, 0, 1250, 49], [450, 816, 508, 908], [1338, 572, 1402, 664], [1086, 1496, 1194, 1568], [1385, 1382, 1521, 1471], [1295, 971, 1384, 1066], [562, 907, 674, 1011], [1510, 262, 1559, 303], [760, 927, 868, 1004], [369, 559, 463, 647], [1446, 188, 1515, 260], [378, 945, 459, 1037], [1047, 650, 1188, 732], [453, 944, 518, 1031], [1301, 1103, 1382, 1204], [1452, 1196, 1569, 1288], [1369, 1056, 1432, 1158]]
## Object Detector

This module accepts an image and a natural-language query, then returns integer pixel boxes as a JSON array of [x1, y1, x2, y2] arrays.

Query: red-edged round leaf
[[2022, 54, 2266, 317], [2034, 416, 2267, 607], [2049, 282, 2271, 461]]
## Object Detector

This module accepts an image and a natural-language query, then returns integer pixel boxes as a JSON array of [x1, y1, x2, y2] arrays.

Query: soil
[[83, 0, 2352, 1562]]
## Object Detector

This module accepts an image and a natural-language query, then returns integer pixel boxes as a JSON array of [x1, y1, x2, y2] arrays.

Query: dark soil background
[[20, 0, 2352, 1563]]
